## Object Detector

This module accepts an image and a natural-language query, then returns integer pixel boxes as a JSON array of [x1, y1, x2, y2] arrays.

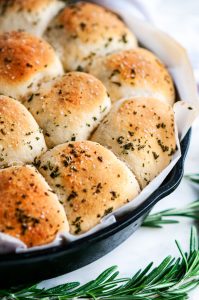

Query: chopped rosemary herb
[[1, 227, 199, 299]]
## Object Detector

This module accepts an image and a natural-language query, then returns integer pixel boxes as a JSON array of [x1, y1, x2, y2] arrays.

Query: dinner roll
[[91, 97, 176, 189], [38, 141, 140, 234], [0, 31, 63, 102], [0, 165, 69, 247], [0, 0, 64, 36], [0, 95, 47, 167], [44, 1, 137, 71], [88, 48, 175, 105], [24, 72, 111, 148]]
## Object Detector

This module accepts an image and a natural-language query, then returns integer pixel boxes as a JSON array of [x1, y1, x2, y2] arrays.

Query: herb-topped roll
[[0, 0, 64, 36], [38, 141, 140, 234], [88, 48, 175, 105], [44, 1, 137, 71], [0, 165, 69, 247], [24, 72, 111, 148], [0, 31, 63, 102], [91, 97, 176, 189], [0, 95, 47, 167]]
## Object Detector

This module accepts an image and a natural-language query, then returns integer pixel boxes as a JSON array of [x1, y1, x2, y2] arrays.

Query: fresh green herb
[[79, 22, 86, 30], [76, 65, 84, 72], [185, 173, 199, 184], [123, 142, 134, 151], [104, 206, 113, 216], [156, 123, 166, 129], [121, 33, 128, 43], [157, 138, 169, 152], [97, 156, 103, 162], [100, 106, 107, 113], [152, 151, 159, 160], [72, 216, 82, 234], [50, 166, 60, 178], [143, 200, 199, 228], [109, 69, 120, 79], [117, 136, 124, 144], [141, 172, 199, 229], [111, 81, 122, 86], [27, 94, 34, 102], [1, 227, 199, 299], [67, 191, 78, 202]]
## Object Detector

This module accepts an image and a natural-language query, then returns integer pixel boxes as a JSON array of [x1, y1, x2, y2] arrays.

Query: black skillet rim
[[0, 128, 191, 265]]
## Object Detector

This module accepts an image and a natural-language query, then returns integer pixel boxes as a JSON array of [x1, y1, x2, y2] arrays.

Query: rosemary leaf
[[142, 200, 199, 228], [185, 173, 199, 184], [0, 227, 199, 299]]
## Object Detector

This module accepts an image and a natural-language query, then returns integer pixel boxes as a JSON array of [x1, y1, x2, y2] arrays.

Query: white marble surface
[[40, 1, 199, 298]]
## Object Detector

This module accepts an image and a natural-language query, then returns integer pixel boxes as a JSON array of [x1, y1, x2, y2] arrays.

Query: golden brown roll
[[0, 31, 63, 101], [0, 0, 64, 36], [24, 72, 111, 148], [44, 1, 137, 71], [0, 165, 69, 247], [88, 48, 175, 105], [0, 95, 47, 167], [38, 141, 140, 234], [91, 97, 176, 189]]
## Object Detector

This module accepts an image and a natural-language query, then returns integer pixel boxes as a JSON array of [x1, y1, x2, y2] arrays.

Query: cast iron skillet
[[0, 129, 191, 287]]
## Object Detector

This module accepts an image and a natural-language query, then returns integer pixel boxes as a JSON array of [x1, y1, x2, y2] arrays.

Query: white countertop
[[41, 1, 199, 298]]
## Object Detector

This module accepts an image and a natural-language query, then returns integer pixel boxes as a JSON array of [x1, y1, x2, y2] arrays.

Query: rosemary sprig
[[142, 200, 199, 228], [0, 227, 199, 299], [185, 173, 199, 185]]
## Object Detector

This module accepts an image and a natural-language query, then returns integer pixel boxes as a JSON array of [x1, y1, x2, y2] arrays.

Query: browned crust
[[0, 165, 69, 247], [0, 31, 56, 83], [0, 95, 37, 149], [38, 141, 140, 234], [105, 48, 175, 102], [32, 72, 108, 110], [0, 0, 56, 13], [117, 98, 176, 157], [92, 97, 176, 188], [58, 2, 133, 43]]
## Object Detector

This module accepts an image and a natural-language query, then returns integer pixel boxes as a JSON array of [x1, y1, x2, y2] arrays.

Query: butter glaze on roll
[[91, 97, 176, 188], [0, 95, 47, 167], [88, 48, 175, 105], [0, 31, 63, 101], [38, 141, 140, 234], [0, 165, 69, 247], [24, 72, 111, 148], [44, 1, 137, 71], [0, 0, 64, 36]]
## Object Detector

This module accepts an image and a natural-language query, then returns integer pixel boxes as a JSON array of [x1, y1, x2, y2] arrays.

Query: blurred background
[[126, 0, 199, 86]]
